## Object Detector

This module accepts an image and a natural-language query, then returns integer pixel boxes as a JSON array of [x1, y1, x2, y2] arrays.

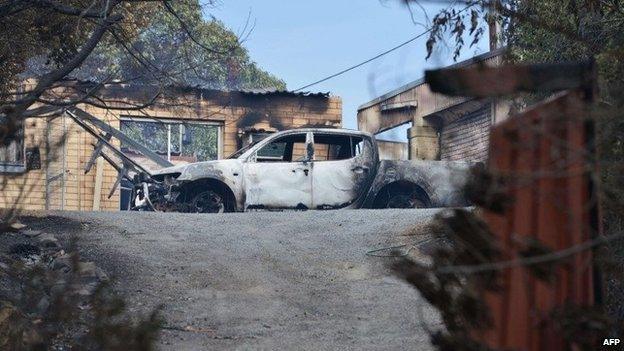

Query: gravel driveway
[[24, 209, 441, 350]]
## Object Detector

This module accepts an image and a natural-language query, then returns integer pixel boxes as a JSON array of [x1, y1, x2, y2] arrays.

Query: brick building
[[357, 49, 509, 162], [0, 84, 341, 211]]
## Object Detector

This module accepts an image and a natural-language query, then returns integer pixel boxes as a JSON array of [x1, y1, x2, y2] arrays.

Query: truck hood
[[151, 159, 242, 182], [151, 163, 195, 177]]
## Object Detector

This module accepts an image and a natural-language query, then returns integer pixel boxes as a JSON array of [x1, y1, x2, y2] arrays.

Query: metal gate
[[45, 114, 67, 210]]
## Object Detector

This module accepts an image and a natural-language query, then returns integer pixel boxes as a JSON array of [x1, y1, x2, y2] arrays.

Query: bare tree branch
[[162, 0, 232, 55], [6, 3, 123, 123]]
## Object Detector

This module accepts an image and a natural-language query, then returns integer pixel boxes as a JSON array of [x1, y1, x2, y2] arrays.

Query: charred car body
[[132, 128, 471, 213]]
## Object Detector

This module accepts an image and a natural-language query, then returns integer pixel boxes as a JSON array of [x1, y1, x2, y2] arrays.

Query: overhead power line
[[293, 31, 432, 92], [293, 2, 470, 92]]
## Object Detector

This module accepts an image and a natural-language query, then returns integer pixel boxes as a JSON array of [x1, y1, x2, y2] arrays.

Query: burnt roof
[[233, 89, 330, 98], [56, 79, 332, 100], [358, 48, 506, 111]]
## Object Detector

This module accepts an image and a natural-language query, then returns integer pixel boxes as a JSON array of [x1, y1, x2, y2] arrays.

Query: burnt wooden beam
[[67, 107, 173, 168], [84, 133, 112, 174], [100, 151, 136, 183], [425, 60, 595, 98], [65, 110, 152, 175], [108, 162, 130, 199], [100, 151, 123, 174], [22, 105, 64, 117]]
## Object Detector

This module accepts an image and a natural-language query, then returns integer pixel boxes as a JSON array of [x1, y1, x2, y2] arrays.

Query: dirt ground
[[21, 209, 442, 350]]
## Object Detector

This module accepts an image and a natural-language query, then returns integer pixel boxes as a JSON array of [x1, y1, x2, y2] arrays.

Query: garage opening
[[373, 122, 411, 160]]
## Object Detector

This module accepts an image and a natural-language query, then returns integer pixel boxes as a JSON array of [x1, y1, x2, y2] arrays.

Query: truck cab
[[238, 129, 377, 210]]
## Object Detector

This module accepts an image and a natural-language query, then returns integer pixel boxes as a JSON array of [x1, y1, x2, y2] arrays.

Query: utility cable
[[293, 2, 470, 92]]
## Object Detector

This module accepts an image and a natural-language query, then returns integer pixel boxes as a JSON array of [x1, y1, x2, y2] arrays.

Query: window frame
[[119, 116, 223, 162], [0, 124, 26, 174], [247, 131, 312, 164], [311, 133, 363, 162]]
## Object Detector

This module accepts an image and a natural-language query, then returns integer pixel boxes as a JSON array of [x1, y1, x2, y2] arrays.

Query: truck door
[[243, 132, 313, 209], [311, 133, 375, 209]]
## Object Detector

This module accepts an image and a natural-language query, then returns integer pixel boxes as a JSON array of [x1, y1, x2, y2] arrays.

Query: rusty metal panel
[[480, 91, 599, 350]]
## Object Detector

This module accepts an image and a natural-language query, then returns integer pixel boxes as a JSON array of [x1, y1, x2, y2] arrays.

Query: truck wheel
[[386, 191, 427, 209], [190, 189, 225, 213], [373, 182, 431, 209]]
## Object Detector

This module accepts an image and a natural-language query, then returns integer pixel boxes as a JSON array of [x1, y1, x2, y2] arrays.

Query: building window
[[120, 118, 221, 169], [0, 127, 25, 173]]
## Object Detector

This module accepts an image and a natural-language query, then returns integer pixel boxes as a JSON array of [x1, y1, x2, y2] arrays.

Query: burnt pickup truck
[[132, 128, 471, 213]]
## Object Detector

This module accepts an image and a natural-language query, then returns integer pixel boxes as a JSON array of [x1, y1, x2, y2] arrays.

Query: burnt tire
[[190, 189, 226, 213], [374, 182, 430, 209], [386, 192, 427, 209]]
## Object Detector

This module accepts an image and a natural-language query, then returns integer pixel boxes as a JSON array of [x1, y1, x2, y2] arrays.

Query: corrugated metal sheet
[[54, 79, 332, 99]]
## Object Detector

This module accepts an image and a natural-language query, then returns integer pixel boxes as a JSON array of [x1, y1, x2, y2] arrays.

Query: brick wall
[[440, 105, 491, 162], [0, 117, 47, 211], [0, 87, 342, 212], [0, 112, 121, 211]]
